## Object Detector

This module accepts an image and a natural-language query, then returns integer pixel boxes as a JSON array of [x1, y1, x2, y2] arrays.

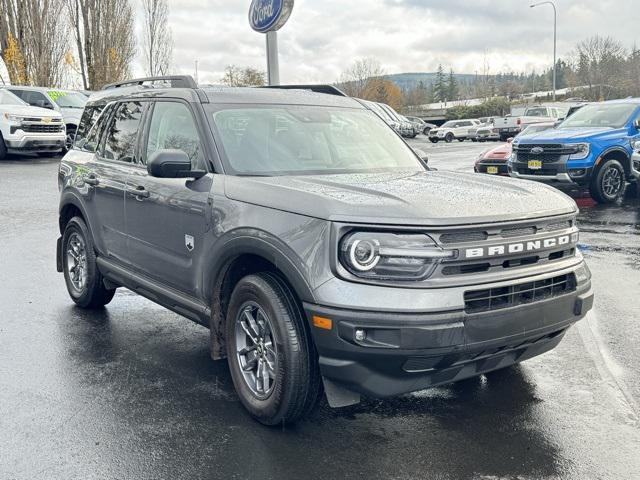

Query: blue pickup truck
[[508, 98, 640, 203]]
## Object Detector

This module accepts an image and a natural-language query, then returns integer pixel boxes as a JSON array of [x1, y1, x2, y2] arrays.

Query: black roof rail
[[262, 84, 348, 97], [102, 75, 197, 90]]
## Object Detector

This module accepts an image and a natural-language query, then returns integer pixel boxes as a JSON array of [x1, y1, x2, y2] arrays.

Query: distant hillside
[[386, 72, 478, 90]]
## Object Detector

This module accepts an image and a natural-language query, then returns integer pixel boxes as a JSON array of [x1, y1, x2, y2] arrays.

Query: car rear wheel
[[64, 126, 76, 152], [445, 133, 454, 143], [62, 216, 116, 308], [225, 272, 322, 425], [458, 138, 465, 142], [429, 138, 438, 143], [589, 159, 625, 204]]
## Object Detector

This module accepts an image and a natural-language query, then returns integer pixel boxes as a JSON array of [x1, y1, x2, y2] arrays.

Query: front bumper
[[5, 133, 65, 153], [305, 263, 593, 399]]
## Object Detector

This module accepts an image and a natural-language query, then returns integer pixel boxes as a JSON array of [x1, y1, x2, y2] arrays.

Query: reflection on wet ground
[[1, 153, 640, 479]]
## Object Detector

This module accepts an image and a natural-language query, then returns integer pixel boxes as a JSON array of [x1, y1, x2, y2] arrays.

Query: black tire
[[0, 132, 7, 160], [458, 138, 465, 142], [225, 272, 322, 425], [429, 138, 438, 143], [62, 216, 116, 308], [445, 133, 454, 143], [471, 138, 477, 142], [64, 126, 76, 153], [589, 159, 625, 204], [423, 128, 431, 135]]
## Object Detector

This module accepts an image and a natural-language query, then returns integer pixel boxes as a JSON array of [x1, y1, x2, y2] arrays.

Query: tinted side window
[[100, 102, 144, 163], [81, 104, 114, 153], [75, 105, 105, 147], [145, 101, 204, 169]]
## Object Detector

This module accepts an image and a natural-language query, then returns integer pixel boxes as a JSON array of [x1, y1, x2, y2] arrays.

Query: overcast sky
[[137, 0, 638, 84]]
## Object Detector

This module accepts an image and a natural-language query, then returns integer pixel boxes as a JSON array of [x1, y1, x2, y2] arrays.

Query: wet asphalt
[[1, 142, 639, 480]]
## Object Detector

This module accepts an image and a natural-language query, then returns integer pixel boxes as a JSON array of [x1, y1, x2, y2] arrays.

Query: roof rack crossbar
[[103, 75, 197, 90], [262, 84, 348, 97]]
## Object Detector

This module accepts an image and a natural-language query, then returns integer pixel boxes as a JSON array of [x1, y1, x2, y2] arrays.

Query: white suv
[[0, 89, 65, 159], [5, 86, 87, 151], [428, 119, 481, 143]]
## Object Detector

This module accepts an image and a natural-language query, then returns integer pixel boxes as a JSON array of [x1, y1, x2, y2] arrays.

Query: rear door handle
[[82, 175, 99, 186], [127, 185, 150, 198]]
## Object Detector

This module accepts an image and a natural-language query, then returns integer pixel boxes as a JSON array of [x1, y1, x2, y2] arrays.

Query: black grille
[[439, 231, 488, 243], [501, 226, 537, 238], [22, 124, 64, 133], [515, 152, 560, 163], [464, 273, 576, 313]]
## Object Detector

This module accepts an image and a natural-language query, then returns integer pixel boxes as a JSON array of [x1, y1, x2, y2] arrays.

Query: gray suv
[[57, 76, 594, 425]]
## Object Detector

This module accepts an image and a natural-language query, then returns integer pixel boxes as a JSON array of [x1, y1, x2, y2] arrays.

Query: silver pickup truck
[[494, 105, 565, 141]]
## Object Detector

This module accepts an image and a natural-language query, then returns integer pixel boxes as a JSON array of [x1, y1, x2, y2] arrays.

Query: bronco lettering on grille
[[464, 234, 572, 259]]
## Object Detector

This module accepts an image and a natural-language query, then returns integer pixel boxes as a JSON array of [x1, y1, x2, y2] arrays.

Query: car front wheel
[[225, 272, 322, 425], [589, 159, 625, 203], [445, 133, 454, 143], [62, 216, 116, 308]]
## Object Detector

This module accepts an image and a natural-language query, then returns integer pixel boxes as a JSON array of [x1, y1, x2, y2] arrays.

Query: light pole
[[530, 1, 557, 101]]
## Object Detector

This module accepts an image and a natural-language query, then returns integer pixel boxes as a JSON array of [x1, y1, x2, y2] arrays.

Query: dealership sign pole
[[249, 0, 294, 86]]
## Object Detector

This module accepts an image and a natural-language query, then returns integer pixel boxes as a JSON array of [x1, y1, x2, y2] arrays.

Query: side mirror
[[634, 119, 640, 130], [413, 148, 434, 169], [507, 137, 514, 144], [147, 149, 205, 179]]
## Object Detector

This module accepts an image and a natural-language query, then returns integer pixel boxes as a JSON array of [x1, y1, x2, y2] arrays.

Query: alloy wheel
[[66, 232, 87, 292], [234, 302, 278, 399], [602, 166, 622, 197]]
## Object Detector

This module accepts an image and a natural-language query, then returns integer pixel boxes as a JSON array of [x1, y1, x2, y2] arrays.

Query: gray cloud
[[131, 0, 640, 84]]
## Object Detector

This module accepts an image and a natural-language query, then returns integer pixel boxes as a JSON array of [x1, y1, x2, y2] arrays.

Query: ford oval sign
[[249, 0, 294, 33]]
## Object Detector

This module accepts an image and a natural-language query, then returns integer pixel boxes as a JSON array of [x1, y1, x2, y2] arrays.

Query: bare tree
[[221, 65, 266, 87], [142, 0, 172, 76], [338, 58, 385, 98], [573, 35, 626, 100], [66, 0, 136, 90], [0, 0, 68, 86]]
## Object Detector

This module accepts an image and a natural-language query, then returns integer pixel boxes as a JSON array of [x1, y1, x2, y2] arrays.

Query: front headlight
[[569, 143, 590, 160], [632, 140, 640, 152], [3, 113, 24, 122], [339, 232, 456, 281]]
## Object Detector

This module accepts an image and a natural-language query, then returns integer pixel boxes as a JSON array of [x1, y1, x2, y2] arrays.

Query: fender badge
[[185, 234, 194, 252]]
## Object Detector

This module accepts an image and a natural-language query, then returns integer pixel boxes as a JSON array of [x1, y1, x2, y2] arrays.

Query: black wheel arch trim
[[202, 230, 316, 306], [598, 146, 632, 178]]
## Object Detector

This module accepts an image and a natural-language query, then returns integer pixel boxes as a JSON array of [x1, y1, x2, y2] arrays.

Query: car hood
[[224, 170, 577, 226], [0, 104, 63, 118], [517, 127, 626, 142], [484, 143, 512, 158]]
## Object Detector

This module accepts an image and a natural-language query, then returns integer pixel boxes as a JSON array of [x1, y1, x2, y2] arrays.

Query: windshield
[[559, 103, 637, 129], [210, 106, 422, 175], [0, 89, 27, 106], [48, 90, 87, 109]]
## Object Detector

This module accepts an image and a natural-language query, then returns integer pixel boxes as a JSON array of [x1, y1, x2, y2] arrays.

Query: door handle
[[127, 185, 150, 198], [82, 175, 99, 186]]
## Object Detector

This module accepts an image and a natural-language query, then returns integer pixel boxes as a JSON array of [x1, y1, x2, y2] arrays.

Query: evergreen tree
[[433, 64, 447, 102]]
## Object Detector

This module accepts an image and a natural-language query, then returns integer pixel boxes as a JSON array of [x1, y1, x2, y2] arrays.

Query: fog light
[[569, 169, 586, 177], [355, 329, 366, 342]]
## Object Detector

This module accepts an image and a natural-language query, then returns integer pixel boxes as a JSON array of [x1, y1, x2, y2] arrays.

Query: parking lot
[[1, 141, 639, 479]]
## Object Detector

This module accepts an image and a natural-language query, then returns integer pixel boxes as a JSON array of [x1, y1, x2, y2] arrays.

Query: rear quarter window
[[74, 105, 106, 148]]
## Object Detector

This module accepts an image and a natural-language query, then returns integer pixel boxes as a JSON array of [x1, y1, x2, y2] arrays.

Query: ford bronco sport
[[57, 76, 594, 425]]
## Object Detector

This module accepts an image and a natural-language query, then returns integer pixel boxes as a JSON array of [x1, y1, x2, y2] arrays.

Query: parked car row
[[474, 98, 640, 204], [0, 85, 88, 159]]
